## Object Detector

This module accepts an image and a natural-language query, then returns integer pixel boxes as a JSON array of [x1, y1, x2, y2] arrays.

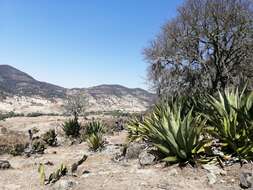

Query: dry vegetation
[[0, 128, 29, 156]]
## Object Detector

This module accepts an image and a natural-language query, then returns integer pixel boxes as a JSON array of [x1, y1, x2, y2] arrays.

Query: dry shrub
[[0, 126, 8, 134], [0, 131, 29, 155]]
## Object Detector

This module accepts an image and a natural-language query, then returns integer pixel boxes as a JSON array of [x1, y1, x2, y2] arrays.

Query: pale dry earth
[[0, 116, 250, 190], [0, 93, 151, 115]]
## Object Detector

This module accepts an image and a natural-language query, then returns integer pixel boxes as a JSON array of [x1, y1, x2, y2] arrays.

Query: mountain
[[0, 65, 66, 98], [0, 65, 155, 114]]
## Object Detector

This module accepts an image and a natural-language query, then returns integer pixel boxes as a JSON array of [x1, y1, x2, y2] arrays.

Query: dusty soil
[[0, 116, 249, 190]]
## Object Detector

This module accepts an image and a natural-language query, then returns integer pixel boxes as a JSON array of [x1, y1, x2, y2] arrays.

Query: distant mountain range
[[0, 65, 155, 114], [0, 65, 66, 98]]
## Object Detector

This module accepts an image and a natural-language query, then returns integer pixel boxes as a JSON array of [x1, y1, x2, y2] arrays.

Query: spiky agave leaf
[[127, 99, 208, 164], [205, 86, 253, 159]]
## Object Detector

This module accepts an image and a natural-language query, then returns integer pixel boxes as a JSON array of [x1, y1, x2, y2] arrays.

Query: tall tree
[[144, 0, 253, 96]]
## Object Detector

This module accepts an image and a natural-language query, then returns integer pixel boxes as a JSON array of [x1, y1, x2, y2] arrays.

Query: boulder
[[52, 179, 77, 190], [0, 160, 11, 169], [240, 171, 253, 189], [138, 150, 156, 166], [207, 173, 217, 185], [167, 168, 178, 176], [125, 142, 146, 159], [202, 164, 227, 176], [203, 164, 226, 185]]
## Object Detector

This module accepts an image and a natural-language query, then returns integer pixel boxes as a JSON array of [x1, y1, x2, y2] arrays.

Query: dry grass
[[0, 128, 29, 155]]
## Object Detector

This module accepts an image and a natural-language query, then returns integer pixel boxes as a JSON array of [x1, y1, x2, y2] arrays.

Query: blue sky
[[0, 0, 183, 90]]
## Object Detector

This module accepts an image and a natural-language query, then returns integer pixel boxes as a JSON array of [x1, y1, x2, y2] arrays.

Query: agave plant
[[87, 132, 104, 151], [204, 87, 253, 160], [128, 99, 207, 164], [84, 121, 105, 136]]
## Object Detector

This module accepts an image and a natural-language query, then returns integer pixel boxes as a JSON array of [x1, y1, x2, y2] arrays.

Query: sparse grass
[[0, 131, 29, 156]]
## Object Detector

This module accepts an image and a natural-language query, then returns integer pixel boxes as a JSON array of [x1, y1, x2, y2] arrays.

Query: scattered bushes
[[0, 111, 24, 121], [26, 112, 44, 117], [62, 116, 81, 138]]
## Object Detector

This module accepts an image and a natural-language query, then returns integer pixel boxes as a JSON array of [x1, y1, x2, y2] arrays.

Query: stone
[[53, 179, 77, 190], [167, 168, 178, 176], [125, 142, 146, 159], [202, 164, 227, 175], [81, 170, 91, 178], [207, 172, 217, 185], [203, 164, 226, 185], [240, 171, 253, 189], [138, 150, 156, 166], [0, 160, 11, 169]]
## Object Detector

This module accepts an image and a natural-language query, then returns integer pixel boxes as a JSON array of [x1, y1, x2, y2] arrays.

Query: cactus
[[48, 164, 68, 184], [38, 163, 46, 186]]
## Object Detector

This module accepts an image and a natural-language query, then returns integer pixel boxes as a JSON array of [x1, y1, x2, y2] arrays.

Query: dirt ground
[[0, 116, 250, 190]]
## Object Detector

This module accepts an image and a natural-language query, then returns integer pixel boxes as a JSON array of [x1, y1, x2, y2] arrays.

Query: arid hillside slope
[[0, 65, 155, 114]]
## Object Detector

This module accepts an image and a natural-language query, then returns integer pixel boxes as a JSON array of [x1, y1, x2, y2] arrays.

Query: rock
[[203, 164, 226, 185], [138, 150, 156, 166], [167, 168, 178, 176], [45, 161, 54, 166], [207, 172, 217, 185], [202, 164, 227, 175], [125, 142, 146, 159], [53, 179, 77, 190], [82, 170, 91, 178], [0, 160, 11, 169], [240, 171, 253, 189], [82, 170, 90, 174]]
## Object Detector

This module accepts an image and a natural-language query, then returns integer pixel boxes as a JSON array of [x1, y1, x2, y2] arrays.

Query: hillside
[[0, 65, 155, 114], [0, 65, 66, 98]]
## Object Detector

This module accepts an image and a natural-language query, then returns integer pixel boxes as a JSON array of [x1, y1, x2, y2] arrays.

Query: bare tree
[[144, 0, 253, 97], [64, 93, 88, 117]]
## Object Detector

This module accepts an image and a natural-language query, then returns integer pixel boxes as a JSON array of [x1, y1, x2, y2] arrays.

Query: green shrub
[[0, 111, 24, 121], [62, 116, 81, 138], [87, 132, 104, 151], [204, 87, 253, 160], [9, 143, 27, 156], [42, 129, 57, 146], [128, 99, 207, 164], [32, 139, 45, 154]]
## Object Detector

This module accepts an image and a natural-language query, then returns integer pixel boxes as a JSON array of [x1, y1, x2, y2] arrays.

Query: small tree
[[64, 93, 88, 117]]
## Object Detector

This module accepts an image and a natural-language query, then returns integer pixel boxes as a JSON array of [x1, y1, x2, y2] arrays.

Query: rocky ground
[[0, 116, 252, 190]]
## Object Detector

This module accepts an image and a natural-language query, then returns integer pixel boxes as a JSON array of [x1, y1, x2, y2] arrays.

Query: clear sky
[[0, 0, 183, 90]]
